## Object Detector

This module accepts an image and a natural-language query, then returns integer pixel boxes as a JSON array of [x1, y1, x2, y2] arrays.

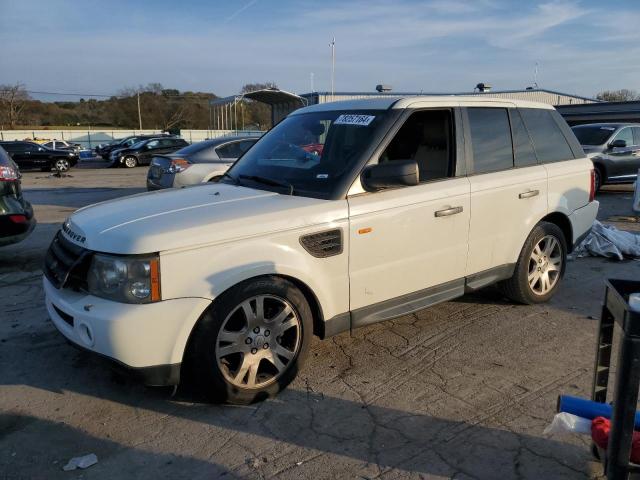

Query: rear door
[[465, 106, 548, 275], [348, 107, 471, 326], [2, 144, 33, 168]]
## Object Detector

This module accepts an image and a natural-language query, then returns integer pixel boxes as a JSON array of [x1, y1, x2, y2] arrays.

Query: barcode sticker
[[334, 114, 376, 126]]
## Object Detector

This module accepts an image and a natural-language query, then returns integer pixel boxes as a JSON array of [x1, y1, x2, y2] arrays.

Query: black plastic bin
[[592, 279, 640, 479]]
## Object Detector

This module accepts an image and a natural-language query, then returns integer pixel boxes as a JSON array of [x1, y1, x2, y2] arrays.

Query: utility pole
[[330, 37, 335, 100], [534, 62, 540, 89], [310, 72, 315, 92], [137, 92, 142, 130]]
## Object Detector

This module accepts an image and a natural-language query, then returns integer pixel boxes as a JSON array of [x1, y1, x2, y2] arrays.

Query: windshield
[[571, 125, 617, 146], [223, 110, 390, 199]]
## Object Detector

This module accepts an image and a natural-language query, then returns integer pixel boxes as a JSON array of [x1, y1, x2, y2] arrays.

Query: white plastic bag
[[574, 220, 640, 260], [543, 412, 592, 436]]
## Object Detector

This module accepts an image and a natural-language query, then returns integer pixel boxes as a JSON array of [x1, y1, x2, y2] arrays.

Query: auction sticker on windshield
[[334, 114, 376, 126]]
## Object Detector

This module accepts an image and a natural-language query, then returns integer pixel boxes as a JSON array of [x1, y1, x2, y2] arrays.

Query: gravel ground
[[1, 165, 639, 480]]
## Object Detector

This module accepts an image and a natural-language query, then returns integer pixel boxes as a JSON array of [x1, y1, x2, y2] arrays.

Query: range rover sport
[[43, 96, 598, 404]]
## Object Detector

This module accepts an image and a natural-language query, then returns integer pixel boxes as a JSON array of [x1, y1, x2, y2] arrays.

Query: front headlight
[[87, 253, 161, 303]]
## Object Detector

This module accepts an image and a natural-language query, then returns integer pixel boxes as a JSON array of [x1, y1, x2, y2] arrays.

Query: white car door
[[464, 106, 548, 276], [347, 108, 470, 327]]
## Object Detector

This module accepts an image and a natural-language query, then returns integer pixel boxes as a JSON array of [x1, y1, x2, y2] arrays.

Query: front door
[[607, 127, 639, 181], [348, 109, 470, 327]]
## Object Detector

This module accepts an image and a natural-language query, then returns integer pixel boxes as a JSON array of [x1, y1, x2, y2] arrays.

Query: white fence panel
[[0, 130, 162, 149]]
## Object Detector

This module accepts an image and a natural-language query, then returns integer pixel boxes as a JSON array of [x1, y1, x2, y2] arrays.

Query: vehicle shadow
[[0, 413, 231, 479]]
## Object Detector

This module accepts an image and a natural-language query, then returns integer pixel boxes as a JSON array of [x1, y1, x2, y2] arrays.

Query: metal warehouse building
[[211, 87, 598, 129]]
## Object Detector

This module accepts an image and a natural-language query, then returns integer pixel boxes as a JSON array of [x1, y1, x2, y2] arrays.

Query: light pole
[[137, 92, 142, 130], [330, 37, 335, 100]]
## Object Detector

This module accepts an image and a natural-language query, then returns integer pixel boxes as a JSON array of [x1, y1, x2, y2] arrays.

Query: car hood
[[63, 183, 345, 254]]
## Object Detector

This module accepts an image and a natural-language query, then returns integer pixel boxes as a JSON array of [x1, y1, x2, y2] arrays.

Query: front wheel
[[500, 222, 567, 304], [123, 156, 138, 168], [187, 276, 313, 404]]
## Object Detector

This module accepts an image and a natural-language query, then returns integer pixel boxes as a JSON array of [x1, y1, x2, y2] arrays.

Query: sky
[[1, 0, 639, 101]]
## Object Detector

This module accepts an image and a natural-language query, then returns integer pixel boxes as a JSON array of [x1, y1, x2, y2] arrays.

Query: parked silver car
[[571, 123, 640, 190], [146, 136, 259, 190]]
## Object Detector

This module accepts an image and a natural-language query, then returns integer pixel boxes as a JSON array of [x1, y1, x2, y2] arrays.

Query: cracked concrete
[[1, 169, 639, 479]]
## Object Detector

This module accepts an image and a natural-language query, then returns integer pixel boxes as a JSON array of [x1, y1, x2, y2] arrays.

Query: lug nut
[[251, 348, 258, 354], [245, 338, 252, 344], [264, 330, 270, 337], [263, 343, 269, 349], [253, 327, 260, 334]]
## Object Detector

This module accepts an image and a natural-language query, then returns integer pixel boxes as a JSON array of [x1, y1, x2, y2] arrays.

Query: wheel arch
[[180, 273, 326, 368], [540, 211, 573, 252]]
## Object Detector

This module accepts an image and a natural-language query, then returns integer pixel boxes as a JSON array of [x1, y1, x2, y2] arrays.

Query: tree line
[[0, 82, 277, 132]]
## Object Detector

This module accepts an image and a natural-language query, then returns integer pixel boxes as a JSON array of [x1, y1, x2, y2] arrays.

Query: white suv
[[44, 97, 598, 404]]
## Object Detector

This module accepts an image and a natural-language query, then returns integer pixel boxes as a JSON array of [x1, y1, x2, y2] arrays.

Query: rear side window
[[519, 108, 573, 163], [467, 108, 513, 174], [633, 127, 640, 146], [510, 109, 537, 167]]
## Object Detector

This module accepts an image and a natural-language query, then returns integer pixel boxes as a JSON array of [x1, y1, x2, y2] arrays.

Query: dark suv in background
[[95, 133, 173, 160], [0, 146, 35, 247], [0, 141, 79, 172], [571, 123, 640, 190], [109, 137, 189, 168]]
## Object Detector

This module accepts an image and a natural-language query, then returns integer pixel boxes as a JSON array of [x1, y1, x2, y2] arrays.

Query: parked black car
[[95, 133, 173, 160], [110, 137, 189, 168], [571, 123, 640, 191], [0, 146, 36, 247], [0, 141, 79, 172]]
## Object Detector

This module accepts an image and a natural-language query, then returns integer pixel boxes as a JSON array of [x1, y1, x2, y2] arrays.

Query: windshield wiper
[[238, 175, 294, 195]]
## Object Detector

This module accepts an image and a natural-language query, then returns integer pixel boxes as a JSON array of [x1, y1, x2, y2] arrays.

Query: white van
[[44, 96, 598, 403]]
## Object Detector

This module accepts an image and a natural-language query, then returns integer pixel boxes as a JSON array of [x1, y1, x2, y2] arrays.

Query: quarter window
[[633, 127, 640, 146], [519, 108, 573, 163], [467, 108, 513, 174], [217, 142, 244, 159]]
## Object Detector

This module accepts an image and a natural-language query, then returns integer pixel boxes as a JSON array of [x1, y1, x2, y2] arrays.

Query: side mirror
[[361, 160, 419, 191], [610, 139, 627, 149]]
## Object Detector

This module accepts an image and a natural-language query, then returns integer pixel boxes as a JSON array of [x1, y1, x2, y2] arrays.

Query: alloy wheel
[[55, 159, 70, 171], [527, 235, 562, 296], [215, 295, 301, 389], [124, 157, 137, 168]]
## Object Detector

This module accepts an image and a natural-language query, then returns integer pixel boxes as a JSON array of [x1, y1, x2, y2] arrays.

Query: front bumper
[[44, 277, 211, 385]]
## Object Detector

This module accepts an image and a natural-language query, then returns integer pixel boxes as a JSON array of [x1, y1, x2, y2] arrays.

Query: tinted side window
[[613, 127, 634, 146], [519, 108, 573, 163], [510, 109, 537, 167], [217, 142, 244, 159], [239, 140, 256, 153], [633, 127, 640, 146], [467, 108, 513, 174]]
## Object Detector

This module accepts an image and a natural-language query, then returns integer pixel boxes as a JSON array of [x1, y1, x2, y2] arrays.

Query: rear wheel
[[500, 222, 567, 304], [123, 156, 138, 168], [187, 276, 313, 404], [594, 166, 603, 192]]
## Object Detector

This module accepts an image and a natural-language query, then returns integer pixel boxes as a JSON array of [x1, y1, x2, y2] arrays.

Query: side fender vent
[[300, 229, 343, 258]]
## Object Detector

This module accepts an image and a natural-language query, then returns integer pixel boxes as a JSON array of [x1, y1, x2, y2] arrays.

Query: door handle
[[518, 189, 539, 199], [434, 206, 463, 217]]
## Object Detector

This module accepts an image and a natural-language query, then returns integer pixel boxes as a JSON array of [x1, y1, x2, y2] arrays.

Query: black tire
[[187, 276, 313, 404], [500, 222, 567, 305], [123, 156, 138, 168], [594, 166, 603, 192]]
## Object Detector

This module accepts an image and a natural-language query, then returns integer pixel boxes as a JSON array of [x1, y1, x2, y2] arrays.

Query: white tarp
[[574, 220, 640, 260]]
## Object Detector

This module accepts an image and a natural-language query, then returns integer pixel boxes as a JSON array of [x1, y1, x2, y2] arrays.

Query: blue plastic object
[[558, 395, 640, 429]]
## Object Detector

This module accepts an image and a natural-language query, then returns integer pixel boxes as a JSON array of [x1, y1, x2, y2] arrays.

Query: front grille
[[299, 229, 343, 258], [44, 231, 90, 289]]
